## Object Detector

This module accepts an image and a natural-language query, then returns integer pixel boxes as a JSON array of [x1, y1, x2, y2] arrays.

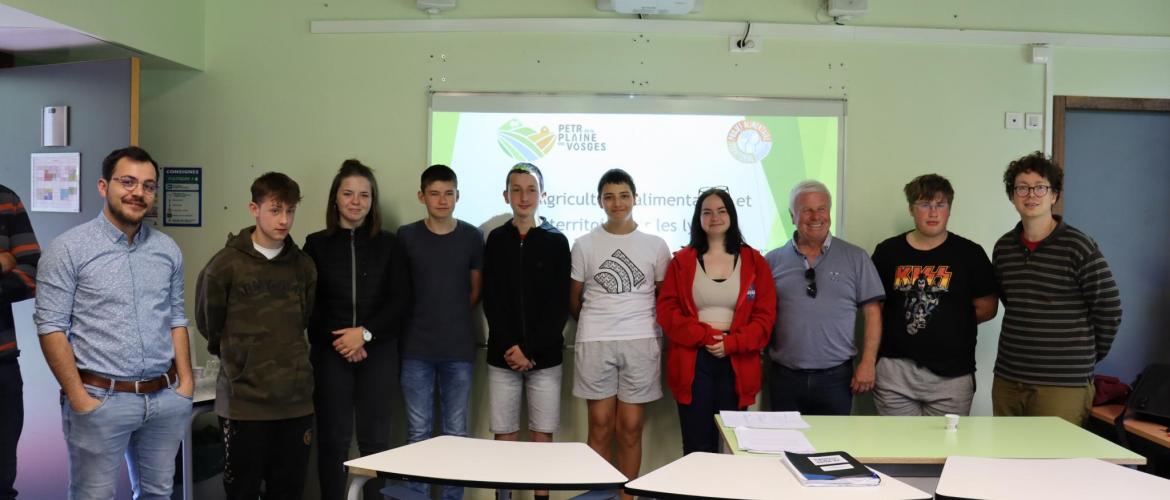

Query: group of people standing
[[0, 145, 1120, 500]]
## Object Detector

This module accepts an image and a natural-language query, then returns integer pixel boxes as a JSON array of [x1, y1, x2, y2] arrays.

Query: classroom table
[[181, 385, 216, 500], [624, 452, 931, 500], [343, 436, 627, 500], [934, 455, 1170, 500], [1091, 404, 1170, 450], [717, 415, 1145, 466]]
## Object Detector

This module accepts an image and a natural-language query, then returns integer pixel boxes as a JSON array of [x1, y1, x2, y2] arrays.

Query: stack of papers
[[733, 427, 815, 454], [782, 451, 880, 487], [720, 410, 810, 429]]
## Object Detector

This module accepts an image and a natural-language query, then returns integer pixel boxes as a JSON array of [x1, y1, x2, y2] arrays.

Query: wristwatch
[[361, 328, 373, 343]]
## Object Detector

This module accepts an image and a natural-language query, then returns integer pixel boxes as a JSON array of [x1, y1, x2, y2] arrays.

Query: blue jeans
[[61, 382, 193, 500], [768, 360, 854, 415], [400, 358, 473, 500]]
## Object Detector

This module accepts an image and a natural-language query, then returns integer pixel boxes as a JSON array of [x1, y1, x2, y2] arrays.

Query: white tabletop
[[343, 435, 627, 490], [192, 385, 215, 404], [935, 456, 1170, 500], [624, 452, 931, 499]]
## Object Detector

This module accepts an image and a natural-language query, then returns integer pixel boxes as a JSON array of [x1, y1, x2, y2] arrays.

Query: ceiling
[[0, 3, 142, 64], [0, 3, 105, 51]]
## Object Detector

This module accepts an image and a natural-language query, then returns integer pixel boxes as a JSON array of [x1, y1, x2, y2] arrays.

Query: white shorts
[[572, 338, 663, 404], [488, 364, 563, 434]]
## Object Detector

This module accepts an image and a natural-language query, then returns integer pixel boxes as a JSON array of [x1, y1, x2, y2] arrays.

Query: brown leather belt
[[79, 364, 178, 394]]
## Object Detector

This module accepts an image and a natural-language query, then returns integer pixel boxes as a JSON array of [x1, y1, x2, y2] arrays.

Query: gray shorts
[[488, 364, 563, 434], [874, 356, 975, 416], [572, 338, 663, 404]]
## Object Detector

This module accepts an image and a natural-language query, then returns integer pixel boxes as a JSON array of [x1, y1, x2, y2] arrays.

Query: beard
[[107, 195, 148, 227]]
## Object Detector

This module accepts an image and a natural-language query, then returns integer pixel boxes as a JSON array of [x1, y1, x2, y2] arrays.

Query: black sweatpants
[[311, 341, 398, 500], [0, 360, 22, 500], [219, 414, 313, 500]]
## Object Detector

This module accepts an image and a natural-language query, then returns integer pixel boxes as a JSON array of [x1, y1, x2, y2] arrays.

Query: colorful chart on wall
[[429, 92, 844, 251], [30, 152, 81, 213]]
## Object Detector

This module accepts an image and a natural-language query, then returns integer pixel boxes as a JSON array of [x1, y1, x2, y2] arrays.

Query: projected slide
[[430, 93, 841, 251]]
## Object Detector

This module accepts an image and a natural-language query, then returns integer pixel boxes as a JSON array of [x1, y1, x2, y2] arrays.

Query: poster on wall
[[163, 166, 202, 227], [30, 152, 81, 213]]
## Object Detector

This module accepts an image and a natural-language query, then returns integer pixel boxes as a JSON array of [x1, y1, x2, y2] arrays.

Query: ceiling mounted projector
[[597, 0, 702, 15], [417, 0, 456, 15], [827, 0, 869, 20]]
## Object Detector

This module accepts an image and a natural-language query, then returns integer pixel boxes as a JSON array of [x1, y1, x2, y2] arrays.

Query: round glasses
[[110, 175, 158, 194], [1013, 185, 1051, 198]]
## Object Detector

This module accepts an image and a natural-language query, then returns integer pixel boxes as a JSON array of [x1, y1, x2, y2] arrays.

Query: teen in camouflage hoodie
[[195, 172, 317, 499], [196, 226, 316, 419]]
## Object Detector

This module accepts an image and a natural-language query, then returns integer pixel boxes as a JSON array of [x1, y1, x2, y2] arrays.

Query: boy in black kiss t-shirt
[[871, 174, 998, 416]]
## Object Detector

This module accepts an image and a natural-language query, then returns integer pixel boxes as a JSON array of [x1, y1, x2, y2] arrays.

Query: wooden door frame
[[1052, 96, 1170, 213], [130, 57, 140, 146]]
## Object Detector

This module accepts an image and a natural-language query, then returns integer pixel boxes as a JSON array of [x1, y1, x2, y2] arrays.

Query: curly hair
[[1003, 151, 1063, 199]]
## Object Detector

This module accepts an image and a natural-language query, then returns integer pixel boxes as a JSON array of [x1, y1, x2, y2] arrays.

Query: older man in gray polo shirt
[[765, 180, 883, 415]]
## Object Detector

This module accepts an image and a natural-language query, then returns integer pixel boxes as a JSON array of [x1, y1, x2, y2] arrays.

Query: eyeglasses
[[914, 201, 950, 212], [698, 186, 730, 196], [110, 175, 158, 194], [804, 268, 817, 298], [1013, 185, 1051, 198]]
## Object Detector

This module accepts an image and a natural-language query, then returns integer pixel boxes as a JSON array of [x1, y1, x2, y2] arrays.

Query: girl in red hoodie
[[656, 187, 777, 454]]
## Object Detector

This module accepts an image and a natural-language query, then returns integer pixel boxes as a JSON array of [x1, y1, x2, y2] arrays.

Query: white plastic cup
[[945, 413, 960, 431]]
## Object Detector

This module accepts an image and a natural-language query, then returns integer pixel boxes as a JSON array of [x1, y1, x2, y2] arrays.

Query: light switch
[[1025, 113, 1043, 130]]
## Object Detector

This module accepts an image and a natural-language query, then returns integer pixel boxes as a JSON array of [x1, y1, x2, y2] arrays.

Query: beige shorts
[[572, 337, 663, 404], [488, 364, 562, 434]]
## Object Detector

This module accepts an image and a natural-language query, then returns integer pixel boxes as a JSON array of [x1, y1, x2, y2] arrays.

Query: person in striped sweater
[[1, 184, 40, 500], [991, 151, 1122, 425]]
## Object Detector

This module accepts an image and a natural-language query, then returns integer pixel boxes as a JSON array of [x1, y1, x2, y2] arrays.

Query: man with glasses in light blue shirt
[[35, 146, 194, 500]]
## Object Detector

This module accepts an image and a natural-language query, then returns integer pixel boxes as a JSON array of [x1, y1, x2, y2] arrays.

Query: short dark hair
[[690, 188, 745, 255], [102, 146, 159, 180], [251, 172, 302, 205], [420, 164, 457, 191], [903, 174, 955, 205], [1003, 151, 1063, 200], [597, 168, 636, 197], [326, 159, 381, 236], [506, 162, 545, 191]]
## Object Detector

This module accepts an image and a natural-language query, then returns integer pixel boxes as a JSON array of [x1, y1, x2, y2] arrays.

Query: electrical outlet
[[1025, 113, 1043, 130], [1005, 112, 1024, 129], [729, 36, 761, 53]]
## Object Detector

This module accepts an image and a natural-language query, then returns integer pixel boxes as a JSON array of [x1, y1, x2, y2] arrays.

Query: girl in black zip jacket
[[482, 163, 570, 500], [303, 159, 408, 500]]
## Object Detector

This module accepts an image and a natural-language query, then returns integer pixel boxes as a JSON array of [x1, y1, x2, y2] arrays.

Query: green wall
[[74, 1, 1170, 496]]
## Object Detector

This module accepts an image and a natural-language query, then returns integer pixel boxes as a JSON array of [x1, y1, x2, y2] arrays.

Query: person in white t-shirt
[[569, 169, 670, 500]]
